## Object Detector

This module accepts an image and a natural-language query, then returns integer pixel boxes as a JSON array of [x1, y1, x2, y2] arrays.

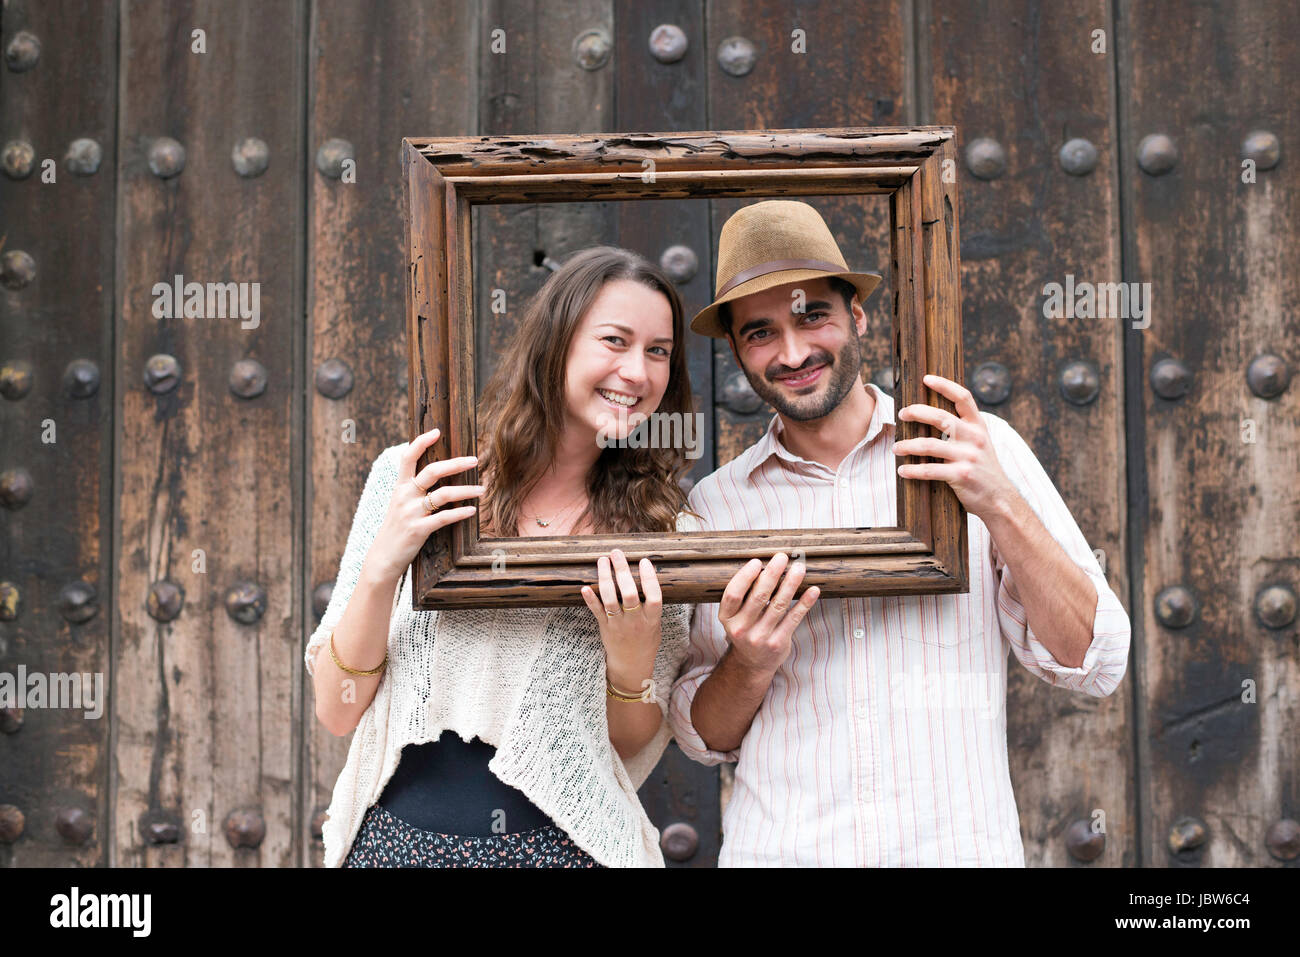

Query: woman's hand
[[580, 548, 663, 696], [363, 427, 484, 584]]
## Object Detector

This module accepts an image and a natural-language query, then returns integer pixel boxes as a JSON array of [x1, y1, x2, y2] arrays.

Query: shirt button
[[855, 703, 868, 720], [853, 628, 864, 638], [838, 477, 849, 488]]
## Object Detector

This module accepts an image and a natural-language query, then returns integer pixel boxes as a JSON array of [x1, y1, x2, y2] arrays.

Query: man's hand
[[894, 373, 1017, 520], [719, 552, 820, 676]]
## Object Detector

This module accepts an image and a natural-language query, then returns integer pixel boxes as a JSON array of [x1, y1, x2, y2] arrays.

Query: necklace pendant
[[536, 518, 550, 527]]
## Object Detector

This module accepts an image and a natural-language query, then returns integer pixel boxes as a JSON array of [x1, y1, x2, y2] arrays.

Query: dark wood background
[[1, 0, 1296, 867]]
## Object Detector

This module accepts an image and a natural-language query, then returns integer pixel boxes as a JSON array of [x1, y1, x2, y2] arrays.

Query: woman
[[305, 247, 703, 868]]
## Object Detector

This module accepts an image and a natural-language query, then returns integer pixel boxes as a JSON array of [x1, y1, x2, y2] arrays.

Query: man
[[667, 200, 1131, 866]]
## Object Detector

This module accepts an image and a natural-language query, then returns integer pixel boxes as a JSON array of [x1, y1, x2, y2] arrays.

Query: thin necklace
[[529, 487, 588, 527]]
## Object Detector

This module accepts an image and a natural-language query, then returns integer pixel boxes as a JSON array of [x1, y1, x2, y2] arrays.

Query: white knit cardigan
[[305, 443, 701, 868]]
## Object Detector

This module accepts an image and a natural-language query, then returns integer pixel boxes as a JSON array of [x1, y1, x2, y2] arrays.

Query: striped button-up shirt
[[668, 382, 1131, 866]]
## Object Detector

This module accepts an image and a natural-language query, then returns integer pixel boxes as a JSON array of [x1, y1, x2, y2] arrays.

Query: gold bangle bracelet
[[328, 630, 387, 676], [606, 677, 656, 704]]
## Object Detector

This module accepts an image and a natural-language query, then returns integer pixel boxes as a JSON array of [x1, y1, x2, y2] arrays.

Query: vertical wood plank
[[926, 0, 1134, 866], [305, 0, 478, 864], [115, 0, 306, 865], [1118, 0, 1300, 866], [0, 0, 117, 866]]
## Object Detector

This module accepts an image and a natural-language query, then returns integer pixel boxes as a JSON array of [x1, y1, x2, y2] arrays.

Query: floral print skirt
[[343, 803, 602, 868]]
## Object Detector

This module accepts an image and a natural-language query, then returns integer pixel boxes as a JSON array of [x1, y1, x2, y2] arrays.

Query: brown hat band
[[716, 257, 849, 299]]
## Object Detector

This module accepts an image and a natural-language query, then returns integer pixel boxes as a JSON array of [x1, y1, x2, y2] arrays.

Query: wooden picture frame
[[401, 126, 967, 610]]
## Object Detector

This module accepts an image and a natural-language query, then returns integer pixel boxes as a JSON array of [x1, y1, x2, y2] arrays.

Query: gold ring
[[424, 490, 438, 513], [622, 602, 641, 612], [605, 609, 616, 617]]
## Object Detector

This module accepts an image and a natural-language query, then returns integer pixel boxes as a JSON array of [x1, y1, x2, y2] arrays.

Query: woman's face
[[563, 278, 675, 446]]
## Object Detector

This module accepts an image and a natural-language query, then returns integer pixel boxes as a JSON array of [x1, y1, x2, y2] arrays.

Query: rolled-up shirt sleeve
[[983, 413, 1131, 698], [666, 490, 741, 765]]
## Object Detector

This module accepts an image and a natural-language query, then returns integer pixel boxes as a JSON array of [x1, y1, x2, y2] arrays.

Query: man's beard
[[744, 335, 863, 422]]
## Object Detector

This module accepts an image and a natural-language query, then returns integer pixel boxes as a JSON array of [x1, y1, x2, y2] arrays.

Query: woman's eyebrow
[[596, 322, 673, 344]]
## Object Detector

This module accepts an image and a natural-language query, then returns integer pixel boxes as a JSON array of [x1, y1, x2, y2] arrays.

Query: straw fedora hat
[[690, 200, 883, 339]]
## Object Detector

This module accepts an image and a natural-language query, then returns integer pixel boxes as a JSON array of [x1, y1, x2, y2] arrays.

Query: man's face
[[725, 277, 867, 422]]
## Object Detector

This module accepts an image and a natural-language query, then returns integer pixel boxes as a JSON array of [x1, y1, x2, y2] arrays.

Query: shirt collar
[[742, 381, 895, 481]]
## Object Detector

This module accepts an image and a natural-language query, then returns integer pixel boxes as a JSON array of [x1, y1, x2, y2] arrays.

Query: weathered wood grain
[[115, 0, 305, 865], [1119, 0, 1300, 867], [0, 0, 117, 867]]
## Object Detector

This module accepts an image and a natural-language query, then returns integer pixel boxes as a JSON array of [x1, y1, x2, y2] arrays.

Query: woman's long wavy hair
[[475, 246, 701, 537]]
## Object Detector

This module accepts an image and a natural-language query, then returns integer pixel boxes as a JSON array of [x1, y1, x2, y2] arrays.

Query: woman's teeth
[[597, 388, 638, 408]]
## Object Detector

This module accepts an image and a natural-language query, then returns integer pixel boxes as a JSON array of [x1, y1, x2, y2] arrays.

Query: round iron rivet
[[225, 581, 267, 625], [972, 361, 1011, 405], [1154, 585, 1197, 629], [965, 137, 1007, 180], [1064, 819, 1105, 862], [5, 31, 40, 72], [147, 137, 186, 178], [0, 805, 25, 842], [0, 706, 22, 734], [721, 370, 763, 414], [574, 29, 612, 70], [0, 468, 33, 510], [312, 582, 333, 621], [224, 808, 266, 849], [55, 806, 94, 845], [140, 809, 181, 845], [717, 36, 756, 77], [1253, 584, 1296, 630], [143, 353, 182, 395], [1, 249, 36, 290], [872, 365, 896, 395], [0, 580, 18, 621], [311, 807, 328, 841], [59, 580, 99, 624], [1058, 137, 1098, 176], [63, 358, 101, 399], [0, 358, 34, 400], [1245, 353, 1290, 399], [65, 138, 103, 176], [1167, 815, 1207, 855], [649, 24, 688, 63], [229, 358, 268, 399], [659, 245, 698, 283], [146, 580, 185, 623], [1150, 357, 1191, 400], [315, 138, 354, 179], [1264, 818, 1300, 861], [1240, 130, 1280, 171], [2, 140, 35, 179], [1137, 133, 1178, 176], [1059, 360, 1100, 406], [231, 137, 270, 178], [315, 358, 354, 399], [660, 821, 699, 861]]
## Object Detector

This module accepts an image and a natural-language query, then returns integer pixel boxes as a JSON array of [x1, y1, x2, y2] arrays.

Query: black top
[[377, 729, 553, 836]]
